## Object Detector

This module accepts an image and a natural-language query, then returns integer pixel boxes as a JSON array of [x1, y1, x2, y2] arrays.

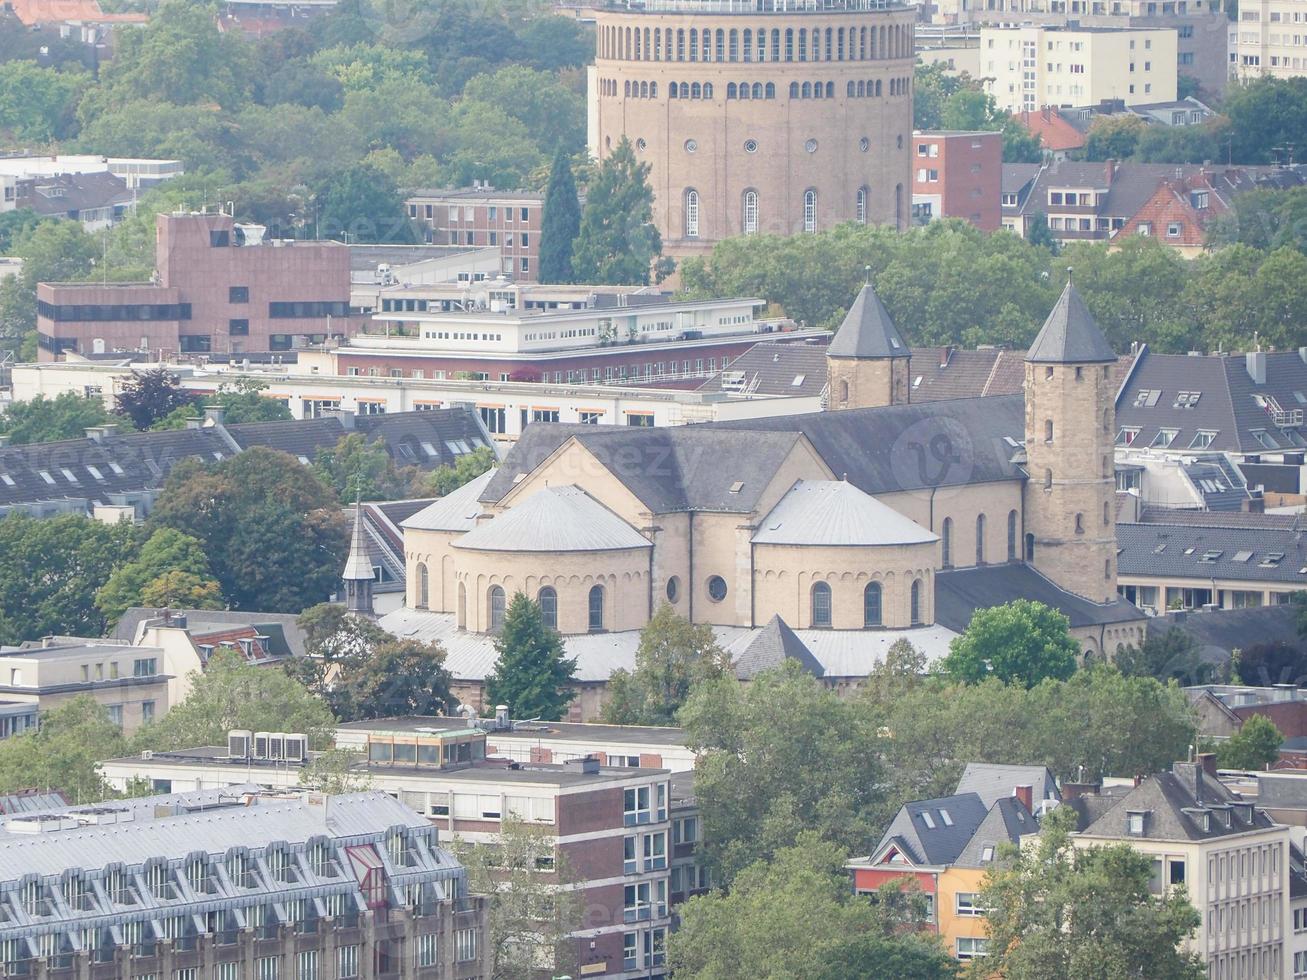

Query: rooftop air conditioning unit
[[266, 733, 286, 762], [253, 731, 272, 760], [228, 730, 252, 759], [284, 734, 307, 764]]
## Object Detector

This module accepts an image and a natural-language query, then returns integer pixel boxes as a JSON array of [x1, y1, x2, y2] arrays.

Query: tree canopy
[[95, 527, 222, 625], [1215, 714, 1283, 771], [485, 592, 577, 721], [0, 696, 128, 803], [942, 599, 1080, 687], [538, 147, 581, 284], [0, 392, 113, 445], [571, 137, 661, 285], [114, 368, 197, 431]]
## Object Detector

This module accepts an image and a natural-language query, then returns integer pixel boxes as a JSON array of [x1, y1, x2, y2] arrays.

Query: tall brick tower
[[1022, 276, 1118, 603], [825, 283, 911, 410]]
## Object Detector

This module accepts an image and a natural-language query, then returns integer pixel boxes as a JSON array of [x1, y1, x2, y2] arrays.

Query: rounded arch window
[[941, 516, 953, 568], [811, 581, 832, 628], [414, 562, 429, 610], [856, 186, 868, 224], [684, 188, 700, 238], [707, 576, 728, 602], [666, 576, 680, 603], [742, 189, 759, 235], [910, 579, 923, 626], [863, 582, 882, 628], [488, 585, 506, 633], [975, 513, 987, 565], [538, 586, 557, 629], [588, 584, 605, 632], [1007, 509, 1018, 561]]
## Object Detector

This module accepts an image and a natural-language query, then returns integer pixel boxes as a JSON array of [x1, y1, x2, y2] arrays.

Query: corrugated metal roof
[[453, 486, 652, 553], [752, 480, 937, 546], [401, 469, 496, 531]]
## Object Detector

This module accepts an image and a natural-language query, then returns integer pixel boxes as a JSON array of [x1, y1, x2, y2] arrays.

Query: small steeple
[[342, 496, 375, 617], [1026, 272, 1116, 364], [827, 283, 909, 360]]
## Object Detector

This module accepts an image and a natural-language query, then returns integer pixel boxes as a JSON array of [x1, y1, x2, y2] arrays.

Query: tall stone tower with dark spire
[[1022, 276, 1119, 603], [341, 500, 375, 618], [825, 283, 911, 411]]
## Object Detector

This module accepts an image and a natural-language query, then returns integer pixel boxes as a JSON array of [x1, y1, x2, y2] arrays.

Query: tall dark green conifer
[[571, 137, 661, 285], [538, 148, 581, 284], [485, 592, 577, 721]]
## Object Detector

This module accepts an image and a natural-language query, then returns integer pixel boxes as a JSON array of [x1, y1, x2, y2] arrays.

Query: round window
[[859, 136, 870, 153], [707, 576, 728, 602], [637, 137, 648, 151], [804, 138, 818, 154], [666, 576, 680, 603], [685, 139, 698, 154], [744, 138, 759, 154]]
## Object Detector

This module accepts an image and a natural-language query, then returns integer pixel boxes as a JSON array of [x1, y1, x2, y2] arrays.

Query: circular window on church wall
[[859, 137, 870, 152], [744, 139, 758, 154], [637, 138, 647, 151], [804, 139, 818, 154], [707, 576, 728, 602], [685, 139, 698, 154], [666, 576, 680, 603]]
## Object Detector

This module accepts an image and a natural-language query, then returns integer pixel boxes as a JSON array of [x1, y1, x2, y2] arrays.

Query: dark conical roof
[[734, 615, 824, 680], [827, 284, 909, 360], [1026, 280, 1116, 364]]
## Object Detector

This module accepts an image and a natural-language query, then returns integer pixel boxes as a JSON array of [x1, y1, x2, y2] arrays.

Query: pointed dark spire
[[827, 283, 909, 360], [1026, 276, 1117, 364], [342, 497, 375, 617]]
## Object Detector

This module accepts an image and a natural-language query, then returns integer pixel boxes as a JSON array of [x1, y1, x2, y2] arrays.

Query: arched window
[[685, 189, 700, 238], [1044, 468, 1053, 490], [457, 582, 466, 628], [727, 82, 737, 99], [729, 28, 738, 60], [669, 83, 678, 99], [738, 82, 750, 99], [752, 82, 763, 99], [1104, 500, 1111, 526], [639, 80, 649, 98], [798, 27, 807, 60], [1075, 512, 1084, 535], [785, 27, 794, 60], [875, 79, 882, 96], [856, 186, 868, 224], [1044, 419, 1054, 442], [692, 81, 702, 99], [679, 82, 689, 98], [624, 79, 631, 96], [910, 579, 922, 625], [488, 585, 505, 633], [789, 81, 799, 98], [941, 517, 953, 568], [857, 79, 865, 97], [803, 189, 817, 233], [716, 27, 725, 60], [415, 562, 429, 609], [864, 582, 882, 627], [743, 28, 752, 61], [765, 81, 775, 98], [1025, 532, 1035, 561], [825, 81, 834, 98], [538, 586, 557, 629], [801, 81, 812, 98], [588, 585, 605, 632], [839, 379, 849, 403], [650, 81, 658, 98], [812, 80, 823, 98], [975, 513, 987, 565], [743, 189, 759, 234], [676, 27, 685, 60], [689, 28, 698, 61], [847, 80, 855, 97], [811, 581, 832, 628], [1007, 509, 1018, 561]]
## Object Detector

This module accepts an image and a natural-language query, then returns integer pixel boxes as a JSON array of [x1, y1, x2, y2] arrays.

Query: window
[[1127, 811, 1147, 835], [803, 189, 817, 232], [941, 517, 953, 568], [743, 189, 759, 234], [210, 230, 230, 247], [455, 929, 477, 963], [228, 318, 249, 336], [956, 893, 985, 916], [588, 585, 605, 632], [956, 937, 989, 960], [910, 579, 922, 625], [1150, 429, 1178, 448], [1007, 510, 1018, 562], [707, 575, 728, 602], [975, 514, 986, 565], [488, 585, 506, 632], [856, 186, 868, 224], [684, 189, 700, 238], [133, 658, 157, 677], [417, 934, 438, 968], [666, 576, 679, 603], [229, 286, 249, 303], [1169, 859, 1186, 885], [864, 582, 882, 627], [811, 581, 832, 628], [624, 785, 652, 825], [538, 587, 557, 629], [142, 700, 155, 724], [255, 958, 279, 980]]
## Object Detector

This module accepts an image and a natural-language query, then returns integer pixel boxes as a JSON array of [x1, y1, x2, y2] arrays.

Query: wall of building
[[911, 131, 1002, 231]]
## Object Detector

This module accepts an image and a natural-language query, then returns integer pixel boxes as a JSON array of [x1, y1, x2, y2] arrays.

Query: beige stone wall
[[827, 355, 910, 409], [1023, 360, 1118, 603], [405, 527, 463, 613], [592, 6, 916, 255]]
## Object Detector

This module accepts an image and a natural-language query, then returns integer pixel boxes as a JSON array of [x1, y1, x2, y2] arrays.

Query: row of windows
[[599, 22, 912, 64], [38, 301, 192, 323], [610, 78, 905, 101], [681, 186, 875, 237], [809, 579, 923, 628], [482, 584, 605, 632], [940, 510, 1020, 568], [268, 301, 350, 319]]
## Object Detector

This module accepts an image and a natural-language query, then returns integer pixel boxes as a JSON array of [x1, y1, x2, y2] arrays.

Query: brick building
[[37, 211, 353, 359], [910, 130, 1002, 230], [405, 189, 544, 283]]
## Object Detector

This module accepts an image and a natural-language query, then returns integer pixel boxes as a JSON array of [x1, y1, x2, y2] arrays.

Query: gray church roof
[[732, 615, 824, 679], [936, 564, 1144, 630], [454, 485, 651, 553], [401, 469, 496, 532], [826, 284, 909, 360], [1026, 280, 1117, 364], [752, 480, 937, 546]]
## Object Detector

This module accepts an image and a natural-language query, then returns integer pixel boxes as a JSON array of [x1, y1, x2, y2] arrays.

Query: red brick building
[[910, 131, 1002, 231], [37, 212, 353, 359], [406, 188, 544, 283]]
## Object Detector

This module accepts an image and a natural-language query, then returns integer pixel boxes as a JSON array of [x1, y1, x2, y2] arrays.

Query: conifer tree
[[485, 592, 578, 721], [571, 137, 661, 285], [539, 147, 581, 284]]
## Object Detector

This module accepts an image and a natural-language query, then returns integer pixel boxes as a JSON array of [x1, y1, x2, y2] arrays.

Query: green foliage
[[318, 162, 415, 243], [572, 137, 662, 285], [1210, 187, 1307, 252], [980, 806, 1205, 980], [312, 432, 412, 501], [0, 696, 127, 803], [943, 599, 1080, 687], [0, 513, 138, 644], [913, 63, 972, 130], [1084, 115, 1146, 161], [668, 833, 956, 980], [1216, 714, 1284, 770], [461, 66, 585, 156], [114, 367, 197, 431], [539, 147, 581, 284], [420, 445, 496, 497], [1115, 627, 1215, 685], [207, 376, 293, 424], [1002, 118, 1045, 164], [95, 527, 220, 625], [148, 447, 348, 612], [298, 748, 373, 793], [485, 593, 577, 722], [0, 210, 45, 255], [1222, 76, 1307, 165], [0, 61, 88, 142], [1026, 211, 1058, 253], [138, 569, 225, 611], [0, 391, 112, 445], [602, 604, 731, 726], [137, 648, 336, 751]]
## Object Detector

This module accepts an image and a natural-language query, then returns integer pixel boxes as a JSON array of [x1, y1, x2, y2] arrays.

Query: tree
[[1115, 627, 1215, 685], [95, 527, 221, 625], [484, 593, 577, 721], [680, 662, 884, 885], [603, 604, 731, 726], [114, 368, 196, 431], [1002, 119, 1045, 163], [136, 648, 336, 751], [980, 805, 1205, 980], [0, 696, 127, 803], [1026, 211, 1058, 252], [1216, 714, 1284, 770], [1234, 639, 1307, 686], [148, 447, 348, 612], [1221, 76, 1307, 165], [538, 147, 581, 284], [1084, 115, 1146, 161], [913, 63, 972, 130], [299, 748, 373, 793], [318, 162, 417, 244], [0, 61, 89, 142], [312, 432, 410, 501], [0, 392, 113, 445], [139, 569, 225, 611], [208, 376, 293, 424], [461, 66, 584, 155], [420, 445, 496, 497], [668, 833, 956, 980], [452, 819, 581, 980], [942, 599, 1079, 687], [571, 137, 662, 285]]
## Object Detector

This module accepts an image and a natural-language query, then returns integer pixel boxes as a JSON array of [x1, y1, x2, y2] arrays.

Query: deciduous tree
[[0, 696, 127, 803], [1216, 714, 1283, 770], [942, 599, 1079, 687], [0, 392, 112, 445], [95, 527, 221, 624], [603, 604, 731, 726], [115, 368, 196, 431]]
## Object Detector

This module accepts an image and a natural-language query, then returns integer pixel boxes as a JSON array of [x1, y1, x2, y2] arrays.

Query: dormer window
[[1126, 810, 1148, 835]]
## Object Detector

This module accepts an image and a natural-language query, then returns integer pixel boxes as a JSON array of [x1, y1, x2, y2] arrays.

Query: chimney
[[184, 416, 204, 430], [1172, 760, 1203, 803], [1246, 350, 1267, 385], [1104, 159, 1117, 185], [85, 426, 104, 443], [203, 404, 226, 426], [1062, 781, 1100, 801], [1014, 784, 1034, 813], [494, 704, 510, 731], [1198, 752, 1218, 778]]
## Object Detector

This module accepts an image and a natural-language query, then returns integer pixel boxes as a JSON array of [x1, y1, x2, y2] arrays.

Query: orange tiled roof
[[8, 0, 147, 25], [1016, 108, 1086, 153]]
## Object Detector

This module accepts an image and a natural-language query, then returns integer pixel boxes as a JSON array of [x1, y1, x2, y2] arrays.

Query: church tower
[[1022, 276, 1118, 603], [826, 283, 911, 411], [341, 499, 376, 618]]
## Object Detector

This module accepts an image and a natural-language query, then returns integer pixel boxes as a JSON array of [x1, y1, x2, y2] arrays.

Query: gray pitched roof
[[1117, 519, 1307, 586], [695, 340, 830, 398], [454, 485, 651, 553], [872, 792, 990, 867], [1078, 764, 1275, 841], [1026, 280, 1117, 364], [401, 469, 496, 531], [954, 796, 1037, 868], [935, 564, 1144, 631], [955, 763, 1060, 808], [1149, 606, 1301, 666], [826, 284, 909, 360], [752, 480, 936, 546], [732, 615, 823, 679], [113, 609, 307, 658]]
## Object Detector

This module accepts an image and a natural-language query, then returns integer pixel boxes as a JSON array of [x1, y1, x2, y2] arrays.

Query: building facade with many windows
[[405, 189, 544, 283]]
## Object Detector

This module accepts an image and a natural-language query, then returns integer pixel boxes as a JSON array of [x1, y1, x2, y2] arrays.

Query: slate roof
[[454, 485, 651, 553], [1116, 519, 1307, 586], [872, 792, 990, 866], [694, 340, 830, 398], [954, 796, 1037, 868], [1077, 763, 1276, 841], [936, 564, 1145, 631], [955, 763, 1060, 808], [752, 480, 937, 546], [401, 469, 496, 531], [1149, 606, 1302, 665], [1115, 349, 1307, 455], [731, 615, 823, 679], [19, 171, 134, 219], [341, 499, 374, 580], [1026, 280, 1117, 364], [826, 284, 909, 360]]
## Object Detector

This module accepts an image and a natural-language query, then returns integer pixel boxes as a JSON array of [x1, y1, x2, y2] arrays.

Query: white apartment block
[[1233, 0, 1307, 79]]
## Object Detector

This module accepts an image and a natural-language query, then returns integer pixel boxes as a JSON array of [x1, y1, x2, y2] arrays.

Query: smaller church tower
[[826, 283, 911, 411], [1022, 275, 1118, 604], [341, 499, 376, 618]]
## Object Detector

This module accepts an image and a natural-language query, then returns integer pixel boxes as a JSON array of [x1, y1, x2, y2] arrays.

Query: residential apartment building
[[99, 722, 675, 979], [910, 130, 1002, 231], [0, 786, 491, 979], [36, 210, 354, 359], [981, 25, 1178, 114], [406, 188, 544, 282], [1232, 0, 1307, 79]]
